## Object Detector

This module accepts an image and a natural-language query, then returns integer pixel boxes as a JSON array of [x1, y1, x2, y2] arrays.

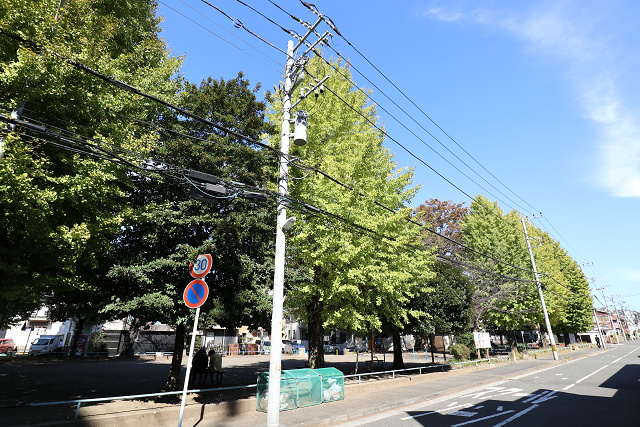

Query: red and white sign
[[189, 254, 212, 278], [183, 279, 209, 308]]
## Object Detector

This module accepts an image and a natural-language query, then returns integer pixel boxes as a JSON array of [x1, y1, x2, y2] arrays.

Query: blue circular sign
[[183, 279, 209, 308]]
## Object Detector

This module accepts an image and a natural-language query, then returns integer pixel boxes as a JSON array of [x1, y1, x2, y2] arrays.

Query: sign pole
[[178, 306, 201, 427]]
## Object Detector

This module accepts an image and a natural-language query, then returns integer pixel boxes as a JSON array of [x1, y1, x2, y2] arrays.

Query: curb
[[12, 347, 602, 426]]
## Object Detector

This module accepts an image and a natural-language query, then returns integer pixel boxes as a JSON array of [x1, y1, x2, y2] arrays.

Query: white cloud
[[617, 269, 640, 283], [423, 2, 640, 197], [423, 8, 464, 22]]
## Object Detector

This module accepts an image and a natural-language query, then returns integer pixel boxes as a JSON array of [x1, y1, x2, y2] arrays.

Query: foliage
[[460, 196, 539, 334], [104, 73, 277, 388], [268, 56, 435, 367], [406, 261, 473, 337], [88, 331, 107, 353], [413, 198, 467, 257], [0, 0, 181, 328], [450, 343, 471, 361]]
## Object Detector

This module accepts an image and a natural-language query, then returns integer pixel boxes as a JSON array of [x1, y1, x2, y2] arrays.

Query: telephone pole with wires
[[521, 217, 558, 360], [596, 286, 621, 344], [266, 16, 330, 427]]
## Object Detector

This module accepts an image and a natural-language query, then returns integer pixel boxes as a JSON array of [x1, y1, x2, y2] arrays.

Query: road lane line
[[491, 404, 539, 427], [399, 402, 473, 420], [451, 410, 514, 427]]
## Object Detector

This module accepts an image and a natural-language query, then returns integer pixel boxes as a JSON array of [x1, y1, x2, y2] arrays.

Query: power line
[[160, 0, 282, 73], [0, 29, 556, 282]]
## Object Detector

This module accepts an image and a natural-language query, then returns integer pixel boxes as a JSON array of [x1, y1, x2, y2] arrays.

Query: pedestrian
[[190, 347, 208, 387], [208, 348, 223, 385], [595, 336, 601, 348]]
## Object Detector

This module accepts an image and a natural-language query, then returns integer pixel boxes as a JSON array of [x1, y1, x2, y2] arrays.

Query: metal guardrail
[[7, 348, 595, 419], [344, 356, 508, 384], [1, 384, 257, 419]]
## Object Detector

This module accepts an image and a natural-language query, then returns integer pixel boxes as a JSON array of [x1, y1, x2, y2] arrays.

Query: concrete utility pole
[[597, 287, 620, 344], [266, 18, 330, 426], [593, 308, 607, 348], [610, 298, 626, 342], [521, 217, 558, 360]]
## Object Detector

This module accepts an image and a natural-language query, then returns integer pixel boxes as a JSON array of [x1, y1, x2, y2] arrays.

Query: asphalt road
[[346, 341, 640, 426]]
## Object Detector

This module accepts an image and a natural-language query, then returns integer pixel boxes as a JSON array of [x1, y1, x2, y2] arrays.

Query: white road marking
[[497, 406, 504, 411], [399, 403, 472, 420], [531, 390, 557, 403], [399, 411, 434, 420], [450, 410, 478, 417], [491, 404, 539, 427], [523, 390, 551, 403], [451, 410, 515, 426]]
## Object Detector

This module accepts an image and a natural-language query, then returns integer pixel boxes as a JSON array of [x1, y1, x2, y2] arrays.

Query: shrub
[[450, 343, 471, 361]]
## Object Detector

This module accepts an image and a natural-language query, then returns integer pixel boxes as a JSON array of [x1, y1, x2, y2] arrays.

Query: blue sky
[[157, 0, 640, 311]]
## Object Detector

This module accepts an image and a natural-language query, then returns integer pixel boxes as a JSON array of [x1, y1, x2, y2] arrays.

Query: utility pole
[[266, 18, 330, 426], [610, 297, 626, 342], [593, 308, 606, 348], [597, 287, 620, 344], [521, 217, 558, 360]]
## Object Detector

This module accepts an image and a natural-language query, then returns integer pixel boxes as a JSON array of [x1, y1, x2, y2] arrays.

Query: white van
[[29, 335, 64, 356]]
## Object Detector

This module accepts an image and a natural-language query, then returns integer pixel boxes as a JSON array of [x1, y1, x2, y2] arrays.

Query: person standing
[[208, 349, 223, 384]]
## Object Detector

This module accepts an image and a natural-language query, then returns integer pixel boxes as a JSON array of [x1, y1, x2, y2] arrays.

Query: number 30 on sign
[[189, 254, 212, 278]]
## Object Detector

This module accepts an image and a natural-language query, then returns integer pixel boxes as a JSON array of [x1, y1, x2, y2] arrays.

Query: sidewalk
[[1, 345, 604, 426]]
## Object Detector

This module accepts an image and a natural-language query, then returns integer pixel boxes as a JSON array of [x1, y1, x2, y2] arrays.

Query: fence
[[0, 356, 508, 419], [344, 356, 508, 384]]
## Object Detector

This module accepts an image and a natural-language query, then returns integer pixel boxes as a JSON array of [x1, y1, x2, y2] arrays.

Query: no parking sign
[[183, 279, 209, 308]]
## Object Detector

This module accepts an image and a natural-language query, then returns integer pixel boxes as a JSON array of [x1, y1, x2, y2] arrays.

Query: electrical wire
[[161, 0, 282, 73], [0, 29, 558, 283], [297, 0, 541, 216]]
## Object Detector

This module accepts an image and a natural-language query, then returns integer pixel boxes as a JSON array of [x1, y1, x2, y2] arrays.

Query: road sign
[[189, 254, 212, 278], [183, 279, 209, 308]]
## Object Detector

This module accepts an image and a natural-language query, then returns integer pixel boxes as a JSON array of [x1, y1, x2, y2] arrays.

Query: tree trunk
[[508, 330, 519, 355], [391, 331, 405, 370], [164, 323, 186, 391], [562, 328, 570, 345], [68, 317, 86, 358], [307, 295, 325, 369], [118, 318, 140, 358]]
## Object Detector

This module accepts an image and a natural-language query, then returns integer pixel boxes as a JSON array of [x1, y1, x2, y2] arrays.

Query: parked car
[[0, 338, 17, 355], [323, 341, 338, 354]]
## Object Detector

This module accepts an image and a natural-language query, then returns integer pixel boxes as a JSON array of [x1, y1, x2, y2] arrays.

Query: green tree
[[268, 57, 435, 368], [522, 220, 593, 342], [460, 196, 539, 349], [105, 73, 277, 390], [0, 0, 180, 328]]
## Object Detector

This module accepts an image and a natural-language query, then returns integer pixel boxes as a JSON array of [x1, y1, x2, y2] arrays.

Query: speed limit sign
[[189, 254, 212, 278]]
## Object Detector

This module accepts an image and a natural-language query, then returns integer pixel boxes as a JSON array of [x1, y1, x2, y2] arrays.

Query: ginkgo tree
[[268, 56, 435, 368], [0, 0, 180, 329]]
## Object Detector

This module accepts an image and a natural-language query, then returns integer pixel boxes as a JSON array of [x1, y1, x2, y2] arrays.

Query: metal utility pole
[[266, 18, 330, 426], [521, 217, 558, 360]]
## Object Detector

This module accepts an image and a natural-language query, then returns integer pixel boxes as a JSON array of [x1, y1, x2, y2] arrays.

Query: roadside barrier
[[0, 355, 512, 418], [1, 384, 257, 419], [344, 356, 508, 384]]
